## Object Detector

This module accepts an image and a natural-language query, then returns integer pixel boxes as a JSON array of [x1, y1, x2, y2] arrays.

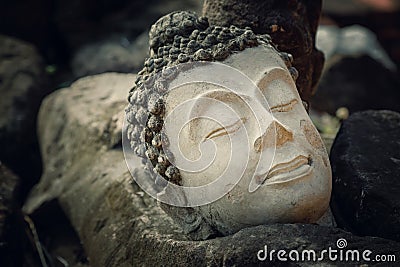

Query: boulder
[[0, 35, 49, 187], [330, 110, 400, 242], [311, 55, 400, 115], [71, 32, 149, 78], [23, 73, 400, 266], [313, 24, 400, 115]]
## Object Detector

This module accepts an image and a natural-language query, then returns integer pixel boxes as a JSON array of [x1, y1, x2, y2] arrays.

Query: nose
[[254, 121, 293, 152]]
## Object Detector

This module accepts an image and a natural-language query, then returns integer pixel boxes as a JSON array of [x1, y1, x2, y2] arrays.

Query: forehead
[[222, 46, 287, 84], [164, 45, 294, 113]]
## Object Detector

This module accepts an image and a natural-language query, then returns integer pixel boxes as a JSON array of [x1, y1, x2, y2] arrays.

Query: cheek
[[300, 119, 329, 167], [300, 119, 324, 150]]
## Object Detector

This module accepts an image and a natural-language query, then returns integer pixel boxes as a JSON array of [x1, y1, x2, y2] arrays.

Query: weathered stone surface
[[330, 110, 400, 242], [23, 73, 400, 266], [0, 35, 49, 185], [24, 73, 130, 207], [71, 32, 149, 78], [0, 35, 47, 146], [311, 55, 400, 115], [202, 0, 324, 103]]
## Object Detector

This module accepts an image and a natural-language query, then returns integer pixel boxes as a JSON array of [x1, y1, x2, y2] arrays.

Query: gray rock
[[72, 32, 149, 77], [0, 35, 49, 183], [330, 110, 400, 242], [313, 24, 400, 115], [311, 55, 400, 115], [23, 73, 400, 266]]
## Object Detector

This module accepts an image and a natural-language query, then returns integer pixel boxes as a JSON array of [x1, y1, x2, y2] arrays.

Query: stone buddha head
[[124, 11, 332, 240]]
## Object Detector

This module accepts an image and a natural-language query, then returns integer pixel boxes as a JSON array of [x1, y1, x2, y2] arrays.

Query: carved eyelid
[[270, 99, 298, 113], [204, 118, 246, 140]]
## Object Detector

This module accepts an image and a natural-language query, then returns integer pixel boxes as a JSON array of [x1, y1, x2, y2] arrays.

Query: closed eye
[[204, 118, 246, 141], [270, 99, 298, 113]]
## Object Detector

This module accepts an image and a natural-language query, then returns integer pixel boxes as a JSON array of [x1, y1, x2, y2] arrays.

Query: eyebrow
[[270, 99, 298, 112], [204, 118, 247, 140]]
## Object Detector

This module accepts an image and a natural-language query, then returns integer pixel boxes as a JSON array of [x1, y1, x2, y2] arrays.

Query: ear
[[159, 203, 220, 240], [157, 180, 220, 240]]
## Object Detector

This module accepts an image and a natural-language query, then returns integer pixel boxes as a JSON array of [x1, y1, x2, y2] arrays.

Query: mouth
[[258, 155, 312, 186]]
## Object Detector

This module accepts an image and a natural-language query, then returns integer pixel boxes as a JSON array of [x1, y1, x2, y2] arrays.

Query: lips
[[259, 155, 312, 185]]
